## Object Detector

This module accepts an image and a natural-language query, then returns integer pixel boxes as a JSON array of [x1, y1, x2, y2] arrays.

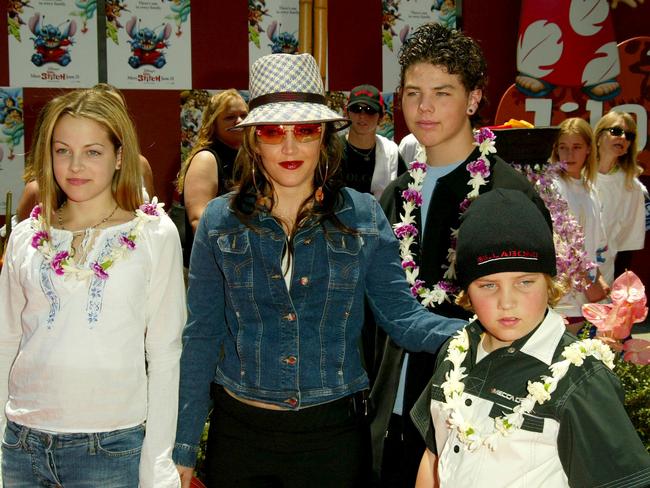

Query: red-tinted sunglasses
[[255, 124, 323, 144]]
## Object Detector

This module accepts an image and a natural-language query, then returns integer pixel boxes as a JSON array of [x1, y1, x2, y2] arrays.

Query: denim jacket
[[173, 188, 464, 467]]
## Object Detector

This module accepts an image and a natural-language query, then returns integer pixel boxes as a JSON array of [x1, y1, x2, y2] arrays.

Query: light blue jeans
[[2, 420, 143, 487]]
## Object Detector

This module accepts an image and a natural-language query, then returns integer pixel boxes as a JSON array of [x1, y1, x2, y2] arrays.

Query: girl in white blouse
[[550, 117, 609, 332], [0, 88, 185, 487]]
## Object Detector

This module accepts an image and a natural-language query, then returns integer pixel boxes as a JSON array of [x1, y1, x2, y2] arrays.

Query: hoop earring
[[315, 160, 328, 203]]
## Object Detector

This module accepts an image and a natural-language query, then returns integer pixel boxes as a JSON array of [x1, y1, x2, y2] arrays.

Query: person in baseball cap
[[341, 84, 406, 197]]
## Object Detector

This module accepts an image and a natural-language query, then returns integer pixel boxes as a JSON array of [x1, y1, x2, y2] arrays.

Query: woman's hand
[[177, 465, 195, 488]]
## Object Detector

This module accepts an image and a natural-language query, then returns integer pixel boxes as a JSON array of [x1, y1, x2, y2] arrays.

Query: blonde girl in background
[[0, 88, 185, 487], [550, 117, 609, 332], [594, 111, 646, 285], [176, 89, 248, 267]]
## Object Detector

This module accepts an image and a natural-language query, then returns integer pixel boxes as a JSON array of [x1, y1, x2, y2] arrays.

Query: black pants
[[379, 414, 425, 488], [205, 387, 371, 487]]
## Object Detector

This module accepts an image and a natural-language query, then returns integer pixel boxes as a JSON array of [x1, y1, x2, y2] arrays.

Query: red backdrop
[[1, 0, 648, 206]]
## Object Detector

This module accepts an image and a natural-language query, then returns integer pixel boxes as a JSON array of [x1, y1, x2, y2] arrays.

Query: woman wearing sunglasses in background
[[593, 111, 647, 286], [173, 53, 464, 488]]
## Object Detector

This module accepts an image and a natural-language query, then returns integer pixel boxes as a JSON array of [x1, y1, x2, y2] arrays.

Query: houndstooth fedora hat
[[235, 53, 350, 131]]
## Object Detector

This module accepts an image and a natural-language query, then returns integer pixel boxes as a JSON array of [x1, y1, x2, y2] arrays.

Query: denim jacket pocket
[[215, 230, 253, 288], [325, 232, 363, 290]]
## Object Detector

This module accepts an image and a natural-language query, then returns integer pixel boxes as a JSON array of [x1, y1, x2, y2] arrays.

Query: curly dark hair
[[398, 23, 488, 125]]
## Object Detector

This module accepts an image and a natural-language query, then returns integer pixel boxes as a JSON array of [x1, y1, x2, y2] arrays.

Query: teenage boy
[[412, 188, 650, 488], [341, 84, 406, 198], [369, 23, 551, 486]]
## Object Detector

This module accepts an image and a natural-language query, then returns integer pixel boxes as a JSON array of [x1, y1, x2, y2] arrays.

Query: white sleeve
[[0, 227, 27, 430], [138, 215, 185, 488], [617, 180, 646, 252]]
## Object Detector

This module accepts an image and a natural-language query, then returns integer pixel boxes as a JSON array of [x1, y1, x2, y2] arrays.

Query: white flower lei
[[393, 128, 497, 308], [29, 197, 165, 281], [441, 328, 615, 452]]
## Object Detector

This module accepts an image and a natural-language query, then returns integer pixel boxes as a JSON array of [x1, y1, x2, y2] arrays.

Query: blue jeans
[[2, 420, 143, 487]]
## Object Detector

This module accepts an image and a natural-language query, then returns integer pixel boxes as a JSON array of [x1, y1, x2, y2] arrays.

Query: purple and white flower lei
[[512, 161, 596, 292], [393, 128, 496, 308], [29, 198, 164, 281]]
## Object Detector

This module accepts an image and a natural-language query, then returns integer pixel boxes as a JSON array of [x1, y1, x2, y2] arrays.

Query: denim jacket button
[[303, 238, 312, 245], [299, 277, 309, 286], [284, 313, 296, 321], [283, 356, 297, 365], [507, 347, 516, 354], [285, 397, 298, 407]]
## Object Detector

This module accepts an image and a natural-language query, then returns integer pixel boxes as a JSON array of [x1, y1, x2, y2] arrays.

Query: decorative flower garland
[[393, 128, 496, 308], [30, 198, 165, 281], [513, 161, 596, 292], [441, 328, 615, 452]]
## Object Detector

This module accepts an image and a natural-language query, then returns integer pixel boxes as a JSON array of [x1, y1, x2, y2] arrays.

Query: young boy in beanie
[[411, 189, 650, 488]]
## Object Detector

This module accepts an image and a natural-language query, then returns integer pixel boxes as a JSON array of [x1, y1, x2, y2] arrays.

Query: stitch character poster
[[106, 0, 191, 89], [248, 0, 299, 65], [0, 87, 25, 216], [381, 0, 456, 92], [7, 1, 99, 87]]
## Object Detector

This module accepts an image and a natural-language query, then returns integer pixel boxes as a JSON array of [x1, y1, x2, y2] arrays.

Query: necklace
[[30, 197, 165, 280], [347, 141, 375, 162], [56, 203, 120, 262], [441, 327, 615, 452], [394, 128, 496, 308], [57, 202, 119, 235]]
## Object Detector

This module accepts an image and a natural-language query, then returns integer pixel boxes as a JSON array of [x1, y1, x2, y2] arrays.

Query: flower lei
[[441, 328, 615, 452], [30, 198, 165, 281], [394, 128, 496, 308], [513, 161, 596, 292]]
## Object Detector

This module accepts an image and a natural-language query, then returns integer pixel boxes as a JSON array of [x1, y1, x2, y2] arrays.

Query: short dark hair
[[398, 23, 488, 124]]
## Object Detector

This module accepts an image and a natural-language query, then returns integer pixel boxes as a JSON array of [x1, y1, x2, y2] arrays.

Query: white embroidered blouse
[[0, 211, 186, 488]]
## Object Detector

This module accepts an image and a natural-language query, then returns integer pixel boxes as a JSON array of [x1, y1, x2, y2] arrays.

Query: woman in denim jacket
[[173, 53, 464, 488]]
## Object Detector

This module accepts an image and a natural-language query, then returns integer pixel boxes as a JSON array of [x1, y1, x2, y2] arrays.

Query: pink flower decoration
[[31, 231, 49, 249], [409, 161, 427, 171], [394, 223, 418, 238], [475, 127, 495, 144], [582, 271, 648, 340], [139, 201, 160, 216], [410, 279, 425, 297], [402, 259, 416, 269], [30, 205, 42, 220], [438, 280, 458, 294], [466, 157, 490, 178], [622, 339, 650, 365], [92, 262, 109, 280], [119, 235, 136, 250], [51, 251, 69, 275], [402, 188, 423, 206]]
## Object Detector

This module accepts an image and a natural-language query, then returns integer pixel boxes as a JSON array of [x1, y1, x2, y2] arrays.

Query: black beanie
[[456, 188, 556, 290]]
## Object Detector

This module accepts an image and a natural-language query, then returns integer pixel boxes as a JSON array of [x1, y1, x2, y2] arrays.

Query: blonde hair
[[551, 117, 597, 189], [32, 88, 143, 228], [455, 274, 565, 311], [176, 89, 247, 193], [594, 111, 642, 189]]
